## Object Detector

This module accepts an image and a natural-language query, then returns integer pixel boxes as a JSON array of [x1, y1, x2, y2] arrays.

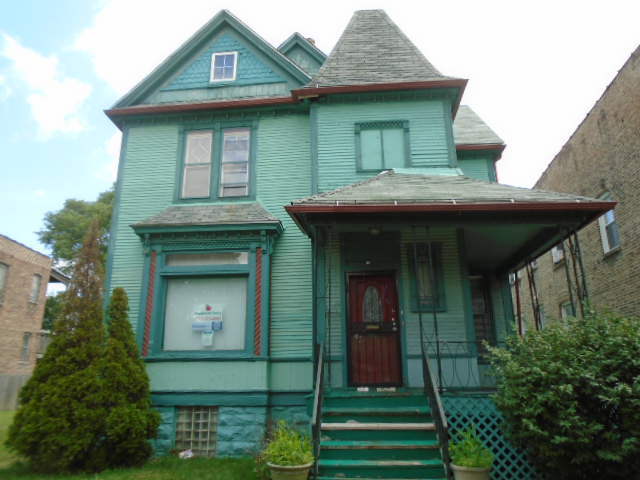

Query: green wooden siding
[[458, 151, 497, 182], [109, 124, 179, 331], [256, 114, 313, 358], [315, 99, 454, 192], [147, 361, 268, 391], [284, 45, 323, 75]]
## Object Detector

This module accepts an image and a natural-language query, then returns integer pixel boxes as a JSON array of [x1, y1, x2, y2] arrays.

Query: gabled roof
[[112, 10, 311, 109], [453, 106, 503, 146], [288, 170, 611, 208], [307, 10, 458, 87], [132, 203, 282, 233], [278, 32, 327, 68]]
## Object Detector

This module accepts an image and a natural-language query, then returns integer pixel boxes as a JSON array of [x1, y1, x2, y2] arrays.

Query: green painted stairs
[[316, 389, 448, 479]]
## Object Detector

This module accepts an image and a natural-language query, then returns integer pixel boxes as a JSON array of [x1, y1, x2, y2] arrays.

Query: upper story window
[[355, 121, 410, 172], [179, 126, 253, 201], [551, 243, 565, 265], [598, 195, 621, 254], [210, 52, 238, 82], [29, 274, 42, 303], [0, 262, 8, 304]]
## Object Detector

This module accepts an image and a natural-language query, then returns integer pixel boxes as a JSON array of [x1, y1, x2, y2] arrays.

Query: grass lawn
[[0, 411, 258, 480]]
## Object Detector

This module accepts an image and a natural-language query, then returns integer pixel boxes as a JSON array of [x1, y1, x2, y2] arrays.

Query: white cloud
[[1, 33, 92, 139], [34, 189, 46, 197], [96, 131, 121, 182], [0, 74, 11, 101]]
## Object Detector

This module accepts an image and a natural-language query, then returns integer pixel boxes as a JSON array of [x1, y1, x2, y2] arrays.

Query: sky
[[1, 0, 638, 255]]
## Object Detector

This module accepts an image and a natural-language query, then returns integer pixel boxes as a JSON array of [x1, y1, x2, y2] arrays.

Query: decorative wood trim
[[254, 247, 263, 355], [143, 250, 158, 356]]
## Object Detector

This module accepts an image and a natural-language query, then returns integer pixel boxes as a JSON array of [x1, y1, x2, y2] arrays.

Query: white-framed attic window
[[210, 52, 238, 82], [598, 194, 621, 254]]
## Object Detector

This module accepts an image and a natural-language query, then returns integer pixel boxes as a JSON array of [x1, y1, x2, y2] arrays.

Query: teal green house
[[105, 9, 612, 479]]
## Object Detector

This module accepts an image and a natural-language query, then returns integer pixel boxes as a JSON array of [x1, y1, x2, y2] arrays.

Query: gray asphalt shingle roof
[[133, 203, 280, 228], [308, 10, 457, 87], [292, 170, 602, 206], [453, 105, 503, 145]]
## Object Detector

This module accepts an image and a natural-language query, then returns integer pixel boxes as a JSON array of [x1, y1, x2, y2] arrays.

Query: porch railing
[[423, 340, 506, 392], [311, 342, 325, 477], [422, 348, 452, 479]]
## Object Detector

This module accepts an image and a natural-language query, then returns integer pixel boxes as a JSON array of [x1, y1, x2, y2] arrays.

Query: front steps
[[316, 389, 447, 479]]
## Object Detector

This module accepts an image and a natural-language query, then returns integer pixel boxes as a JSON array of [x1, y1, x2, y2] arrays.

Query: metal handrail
[[311, 342, 325, 477], [422, 350, 452, 479]]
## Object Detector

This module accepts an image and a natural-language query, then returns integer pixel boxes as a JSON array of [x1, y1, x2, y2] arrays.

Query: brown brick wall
[[0, 236, 52, 377], [516, 46, 640, 324]]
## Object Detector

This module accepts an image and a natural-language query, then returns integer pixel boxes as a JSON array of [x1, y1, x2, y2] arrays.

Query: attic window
[[210, 52, 237, 82]]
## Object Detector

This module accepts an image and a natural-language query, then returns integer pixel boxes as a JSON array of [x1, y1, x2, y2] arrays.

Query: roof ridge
[[0, 233, 51, 260]]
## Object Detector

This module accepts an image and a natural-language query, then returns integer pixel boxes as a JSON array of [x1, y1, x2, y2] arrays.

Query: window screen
[[407, 243, 445, 311], [182, 131, 213, 199], [219, 128, 250, 197]]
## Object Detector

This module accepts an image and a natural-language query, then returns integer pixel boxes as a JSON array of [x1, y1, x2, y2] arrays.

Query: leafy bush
[[262, 421, 313, 467], [450, 427, 493, 469], [489, 312, 640, 479]]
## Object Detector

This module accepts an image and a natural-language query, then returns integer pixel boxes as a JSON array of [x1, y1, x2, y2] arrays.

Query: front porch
[[286, 170, 613, 479]]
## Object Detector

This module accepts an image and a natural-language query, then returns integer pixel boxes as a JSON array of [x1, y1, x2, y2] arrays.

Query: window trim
[[355, 120, 411, 172], [149, 249, 257, 360], [407, 242, 446, 312], [0, 262, 9, 305], [597, 194, 621, 255], [175, 121, 257, 203], [209, 51, 238, 83]]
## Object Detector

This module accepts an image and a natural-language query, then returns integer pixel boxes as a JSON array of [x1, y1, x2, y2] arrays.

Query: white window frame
[[210, 51, 238, 82], [551, 243, 565, 265], [598, 202, 621, 254]]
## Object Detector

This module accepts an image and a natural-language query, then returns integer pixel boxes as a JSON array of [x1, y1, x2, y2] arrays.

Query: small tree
[[8, 220, 108, 472], [102, 287, 160, 467], [489, 312, 640, 479]]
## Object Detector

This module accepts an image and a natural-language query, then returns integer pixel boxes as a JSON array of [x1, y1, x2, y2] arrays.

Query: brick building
[[514, 45, 640, 328], [0, 234, 68, 409]]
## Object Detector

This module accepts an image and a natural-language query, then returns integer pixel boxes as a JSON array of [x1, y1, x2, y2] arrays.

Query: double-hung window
[[598, 195, 621, 254], [356, 121, 410, 171], [180, 126, 253, 201], [210, 52, 237, 82], [407, 243, 445, 312], [29, 274, 42, 303]]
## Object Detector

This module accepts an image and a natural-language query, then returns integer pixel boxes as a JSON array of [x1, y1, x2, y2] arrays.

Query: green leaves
[[262, 421, 313, 467], [489, 312, 640, 479], [449, 427, 493, 469]]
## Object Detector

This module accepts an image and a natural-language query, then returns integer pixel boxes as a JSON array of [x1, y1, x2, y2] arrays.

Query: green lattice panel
[[443, 395, 538, 480]]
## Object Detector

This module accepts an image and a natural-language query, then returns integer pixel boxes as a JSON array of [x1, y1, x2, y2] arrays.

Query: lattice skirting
[[443, 394, 539, 480]]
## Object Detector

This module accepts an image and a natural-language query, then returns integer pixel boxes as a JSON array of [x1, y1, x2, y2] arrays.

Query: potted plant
[[449, 427, 494, 480], [262, 421, 314, 480]]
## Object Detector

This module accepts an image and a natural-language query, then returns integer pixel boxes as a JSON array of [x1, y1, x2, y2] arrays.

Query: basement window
[[175, 406, 218, 457], [210, 52, 238, 82]]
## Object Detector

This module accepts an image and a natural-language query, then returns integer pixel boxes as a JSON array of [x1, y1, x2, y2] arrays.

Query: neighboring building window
[[29, 274, 42, 303], [175, 406, 218, 457], [210, 52, 237, 82], [21, 332, 32, 361], [219, 128, 250, 197], [161, 252, 249, 352], [598, 203, 621, 254], [407, 243, 445, 312], [560, 300, 574, 320], [356, 121, 409, 171], [0, 262, 8, 304], [180, 127, 253, 200], [551, 243, 565, 265]]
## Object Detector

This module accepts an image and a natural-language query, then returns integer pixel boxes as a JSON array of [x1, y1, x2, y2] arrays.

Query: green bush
[[262, 421, 313, 467], [449, 427, 493, 469], [489, 312, 640, 479]]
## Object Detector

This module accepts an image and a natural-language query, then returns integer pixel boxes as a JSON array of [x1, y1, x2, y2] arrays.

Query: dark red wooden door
[[348, 274, 402, 386]]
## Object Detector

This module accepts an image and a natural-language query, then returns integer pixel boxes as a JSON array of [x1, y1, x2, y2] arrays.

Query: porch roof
[[131, 202, 283, 234]]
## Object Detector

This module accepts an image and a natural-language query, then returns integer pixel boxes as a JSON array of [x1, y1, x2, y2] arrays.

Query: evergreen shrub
[[489, 312, 640, 479]]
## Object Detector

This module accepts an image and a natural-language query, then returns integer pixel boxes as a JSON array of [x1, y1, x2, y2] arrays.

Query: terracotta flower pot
[[267, 462, 313, 480], [451, 463, 491, 480]]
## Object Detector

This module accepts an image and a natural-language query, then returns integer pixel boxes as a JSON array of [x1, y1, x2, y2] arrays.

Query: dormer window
[[210, 52, 238, 82]]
